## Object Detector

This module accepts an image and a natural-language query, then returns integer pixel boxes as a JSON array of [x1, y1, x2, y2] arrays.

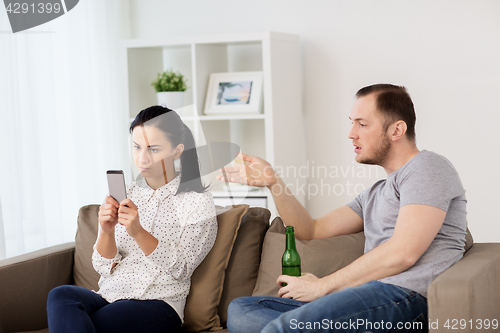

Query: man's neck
[[382, 145, 420, 175]]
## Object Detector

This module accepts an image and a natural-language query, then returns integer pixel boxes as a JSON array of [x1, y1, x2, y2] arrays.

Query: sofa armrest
[[0, 242, 75, 333], [428, 243, 500, 331]]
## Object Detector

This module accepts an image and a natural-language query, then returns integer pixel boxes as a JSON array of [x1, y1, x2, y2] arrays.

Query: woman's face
[[131, 125, 182, 181]]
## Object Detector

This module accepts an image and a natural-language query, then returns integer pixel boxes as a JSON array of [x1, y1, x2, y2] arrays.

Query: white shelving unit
[[122, 32, 305, 219]]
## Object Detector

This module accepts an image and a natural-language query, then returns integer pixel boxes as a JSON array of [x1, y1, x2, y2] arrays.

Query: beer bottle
[[282, 226, 301, 286]]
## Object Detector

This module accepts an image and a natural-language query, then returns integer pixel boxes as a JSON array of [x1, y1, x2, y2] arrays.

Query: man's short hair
[[356, 84, 416, 142]]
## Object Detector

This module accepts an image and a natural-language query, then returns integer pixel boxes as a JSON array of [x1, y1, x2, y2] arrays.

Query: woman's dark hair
[[356, 84, 416, 142], [129, 105, 209, 194]]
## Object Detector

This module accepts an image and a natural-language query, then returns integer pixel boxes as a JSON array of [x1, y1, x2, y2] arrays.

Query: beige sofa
[[1, 204, 499, 333]]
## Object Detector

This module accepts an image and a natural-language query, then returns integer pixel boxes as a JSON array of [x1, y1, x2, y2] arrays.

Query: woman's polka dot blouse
[[92, 173, 217, 322]]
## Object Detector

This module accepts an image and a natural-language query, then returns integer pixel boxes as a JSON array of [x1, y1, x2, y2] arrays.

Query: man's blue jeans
[[47, 285, 181, 333], [227, 281, 427, 333]]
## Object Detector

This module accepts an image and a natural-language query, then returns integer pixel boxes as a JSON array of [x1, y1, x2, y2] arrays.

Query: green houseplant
[[151, 69, 188, 92], [151, 69, 188, 111]]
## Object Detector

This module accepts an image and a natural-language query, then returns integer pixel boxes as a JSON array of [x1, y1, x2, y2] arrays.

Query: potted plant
[[151, 69, 188, 111]]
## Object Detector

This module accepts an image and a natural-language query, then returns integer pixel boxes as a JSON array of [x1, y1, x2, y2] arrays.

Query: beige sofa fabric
[[217, 207, 271, 327], [465, 227, 474, 252], [183, 204, 249, 332], [428, 243, 500, 331], [73, 205, 100, 291], [252, 217, 365, 297], [0, 243, 75, 333]]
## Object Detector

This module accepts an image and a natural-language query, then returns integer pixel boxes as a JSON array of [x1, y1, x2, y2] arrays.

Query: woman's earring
[[174, 158, 181, 172]]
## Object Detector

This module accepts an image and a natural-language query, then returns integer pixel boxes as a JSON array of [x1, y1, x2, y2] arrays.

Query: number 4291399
[[444, 319, 498, 330], [6, 2, 62, 14]]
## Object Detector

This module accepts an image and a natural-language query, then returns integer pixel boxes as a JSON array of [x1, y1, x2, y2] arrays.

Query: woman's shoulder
[[180, 190, 214, 203], [178, 191, 216, 223]]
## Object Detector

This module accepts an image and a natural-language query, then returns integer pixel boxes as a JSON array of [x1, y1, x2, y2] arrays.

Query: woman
[[47, 106, 217, 333]]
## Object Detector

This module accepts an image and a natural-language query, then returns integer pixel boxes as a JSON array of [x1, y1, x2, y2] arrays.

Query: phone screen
[[107, 170, 127, 204]]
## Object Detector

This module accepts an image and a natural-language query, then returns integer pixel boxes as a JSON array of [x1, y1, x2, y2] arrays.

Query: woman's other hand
[[117, 199, 144, 238], [216, 152, 278, 188], [98, 196, 120, 234]]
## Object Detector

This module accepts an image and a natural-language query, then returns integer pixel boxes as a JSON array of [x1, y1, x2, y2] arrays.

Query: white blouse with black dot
[[92, 173, 217, 322]]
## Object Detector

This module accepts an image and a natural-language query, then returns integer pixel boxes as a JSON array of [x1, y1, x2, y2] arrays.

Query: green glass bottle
[[282, 226, 301, 286]]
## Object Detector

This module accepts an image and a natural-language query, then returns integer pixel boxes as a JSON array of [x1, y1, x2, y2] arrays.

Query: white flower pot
[[156, 91, 184, 112]]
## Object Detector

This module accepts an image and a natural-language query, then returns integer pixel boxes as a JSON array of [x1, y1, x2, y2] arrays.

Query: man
[[218, 84, 467, 333]]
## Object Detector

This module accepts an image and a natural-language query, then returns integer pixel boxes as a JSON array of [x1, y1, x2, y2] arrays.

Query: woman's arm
[[95, 229, 118, 259], [131, 228, 158, 256], [95, 196, 120, 258], [92, 196, 122, 276]]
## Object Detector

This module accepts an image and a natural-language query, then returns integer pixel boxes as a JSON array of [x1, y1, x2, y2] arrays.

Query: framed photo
[[204, 71, 263, 115]]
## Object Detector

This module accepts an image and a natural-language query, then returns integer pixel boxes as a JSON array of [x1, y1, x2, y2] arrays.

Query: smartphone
[[107, 170, 127, 205]]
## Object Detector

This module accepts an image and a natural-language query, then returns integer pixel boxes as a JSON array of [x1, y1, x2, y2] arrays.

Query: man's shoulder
[[405, 150, 458, 174], [396, 150, 465, 198], [418, 149, 452, 163]]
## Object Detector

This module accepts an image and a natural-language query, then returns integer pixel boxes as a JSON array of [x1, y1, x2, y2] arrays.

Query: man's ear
[[390, 120, 407, 141]]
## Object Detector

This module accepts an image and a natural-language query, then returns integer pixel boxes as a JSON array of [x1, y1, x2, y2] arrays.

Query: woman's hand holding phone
[[98, 196, 120, 234], [99, 195, 157, 256]]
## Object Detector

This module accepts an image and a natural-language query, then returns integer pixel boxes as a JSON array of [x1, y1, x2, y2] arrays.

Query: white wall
[[128, 0, 500, 242]]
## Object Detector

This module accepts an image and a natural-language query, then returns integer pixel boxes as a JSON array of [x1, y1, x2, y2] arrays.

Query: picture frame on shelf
[[204, 71, 263, 115]]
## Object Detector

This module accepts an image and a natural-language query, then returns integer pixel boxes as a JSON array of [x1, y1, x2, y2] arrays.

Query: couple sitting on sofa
[[47, 84, 467, 333]]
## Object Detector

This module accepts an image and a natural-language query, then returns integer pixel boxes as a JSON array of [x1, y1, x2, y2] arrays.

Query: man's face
[[348, 93, 392, 165]]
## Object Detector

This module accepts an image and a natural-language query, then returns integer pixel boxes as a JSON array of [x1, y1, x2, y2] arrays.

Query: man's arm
[[269, 174, 364, 240], [278, 204, 447, 302], [217, 153, 363, 240]]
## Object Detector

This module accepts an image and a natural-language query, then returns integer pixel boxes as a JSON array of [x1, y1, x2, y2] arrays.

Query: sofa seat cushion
[[252, 217, 365, 297]]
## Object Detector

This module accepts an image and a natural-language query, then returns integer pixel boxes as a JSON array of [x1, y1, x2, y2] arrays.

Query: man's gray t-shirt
[[346, 150, 467, 298]]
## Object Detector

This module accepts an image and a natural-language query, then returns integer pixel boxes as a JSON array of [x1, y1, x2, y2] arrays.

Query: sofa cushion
[[183, 204, 249, 332], [217, 207, 271, 327], [465, 227, 473, 253], [73, 205, 100, 290], [252, 217, 365, 297]]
